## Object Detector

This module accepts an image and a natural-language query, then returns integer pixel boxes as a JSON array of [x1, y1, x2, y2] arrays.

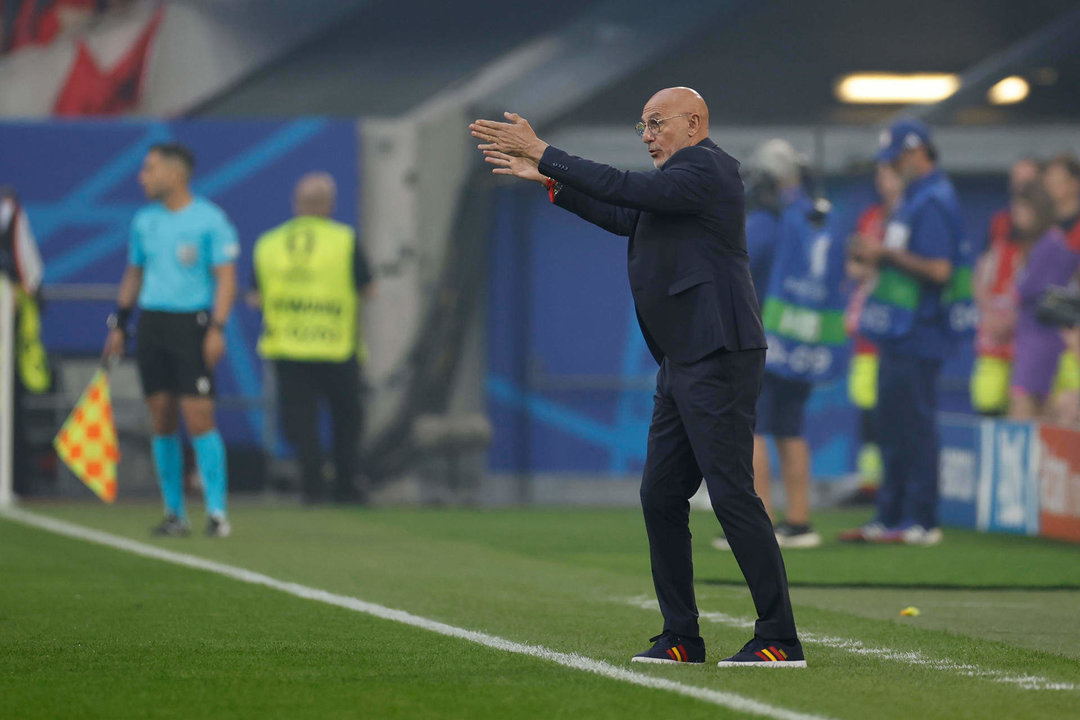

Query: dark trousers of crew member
[[875, 352, 942, 528], [641, 347, 798, 641], [275, 358, 362, 503]]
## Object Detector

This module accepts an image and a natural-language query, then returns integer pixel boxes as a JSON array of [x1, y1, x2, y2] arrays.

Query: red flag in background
[[52, 6, 165, 116]]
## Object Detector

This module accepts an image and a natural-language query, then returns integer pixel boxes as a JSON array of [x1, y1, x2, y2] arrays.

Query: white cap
[[749, 139, 805, 186]]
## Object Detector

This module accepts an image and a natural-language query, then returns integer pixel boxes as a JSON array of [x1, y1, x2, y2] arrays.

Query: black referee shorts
[[135, 310, 216, 398]]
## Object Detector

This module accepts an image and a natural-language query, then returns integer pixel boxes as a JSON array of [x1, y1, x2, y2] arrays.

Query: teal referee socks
[[151, 434, 185, 519], [193, 429, 228, 518]]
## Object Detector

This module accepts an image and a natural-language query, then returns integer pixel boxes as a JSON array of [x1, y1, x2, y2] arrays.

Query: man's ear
[[687, 113, 700, 137]]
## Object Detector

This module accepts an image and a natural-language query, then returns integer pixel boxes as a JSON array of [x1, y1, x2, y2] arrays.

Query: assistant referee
[[103, 142, 239, 538]]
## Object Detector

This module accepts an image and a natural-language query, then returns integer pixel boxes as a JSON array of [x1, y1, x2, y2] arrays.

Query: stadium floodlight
[[834, 73, 960, 104], [987, 75, 1030, 105]]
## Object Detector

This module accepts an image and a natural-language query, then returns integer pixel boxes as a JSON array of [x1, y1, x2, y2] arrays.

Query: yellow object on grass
[[900, 606, 921, 617]]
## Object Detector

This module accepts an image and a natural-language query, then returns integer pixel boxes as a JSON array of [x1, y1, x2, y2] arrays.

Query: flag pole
[[0, 274, 15, 509]]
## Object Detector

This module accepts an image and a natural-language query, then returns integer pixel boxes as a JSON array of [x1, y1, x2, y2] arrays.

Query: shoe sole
[[777, 533, 822, 549], [631, 657, 704, 665], [717, 660, 808, 668]]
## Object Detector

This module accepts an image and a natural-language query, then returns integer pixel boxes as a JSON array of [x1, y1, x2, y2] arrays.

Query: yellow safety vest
[[16, 288, 50, 393], [254, 216, 365, 363]]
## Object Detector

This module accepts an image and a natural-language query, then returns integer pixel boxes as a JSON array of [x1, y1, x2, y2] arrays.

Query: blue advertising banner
[[486, 173, 1006, 478], [1, 119, 360, 446], [938, 416, 980, 528], [977, 419, 1041, 535]]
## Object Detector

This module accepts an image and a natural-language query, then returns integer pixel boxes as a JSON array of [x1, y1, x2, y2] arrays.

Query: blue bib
[[762, 194, 851, 383]]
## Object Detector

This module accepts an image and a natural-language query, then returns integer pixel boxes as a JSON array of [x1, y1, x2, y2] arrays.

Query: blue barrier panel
[[938, 415, 980, 528], [487, 174, 1006, 477], [976, 419, 1041, 535]]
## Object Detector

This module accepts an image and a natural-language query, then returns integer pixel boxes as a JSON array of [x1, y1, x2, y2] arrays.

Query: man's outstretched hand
[[470, 112, 549, 162], [483, 150, 546, 184]]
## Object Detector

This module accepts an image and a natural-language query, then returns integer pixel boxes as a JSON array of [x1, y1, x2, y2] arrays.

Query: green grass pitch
[[2, 503, 1078, 719]]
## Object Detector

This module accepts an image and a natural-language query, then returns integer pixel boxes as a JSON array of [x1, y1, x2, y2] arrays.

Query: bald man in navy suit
[[471, 87, 804, 667]]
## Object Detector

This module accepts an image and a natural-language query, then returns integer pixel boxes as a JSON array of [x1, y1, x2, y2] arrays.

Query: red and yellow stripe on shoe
[[666, 645, 689, 662], [754, 646, 789, 662]]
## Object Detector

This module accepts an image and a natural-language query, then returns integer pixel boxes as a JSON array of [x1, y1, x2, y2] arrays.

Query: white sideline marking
[[0, 509, 832, 720], [625, 596, 1076, 692]]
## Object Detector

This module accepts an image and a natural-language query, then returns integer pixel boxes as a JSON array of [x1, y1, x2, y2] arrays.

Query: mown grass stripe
[[0, 508, 832, 720]]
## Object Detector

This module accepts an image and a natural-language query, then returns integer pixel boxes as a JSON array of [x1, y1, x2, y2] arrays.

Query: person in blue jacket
[[841, 119, 965, 546], [713, 139, 841, 551]]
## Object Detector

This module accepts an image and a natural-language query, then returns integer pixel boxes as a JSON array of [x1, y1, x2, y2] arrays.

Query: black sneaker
[[775, 522, 822, 549], [150, 514, 190, 537], [717, 637, 806, 668], [631, 632, 706, 664], [205, 515, 232, 538]]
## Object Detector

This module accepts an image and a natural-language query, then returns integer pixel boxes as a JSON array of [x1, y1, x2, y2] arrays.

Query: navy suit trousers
[[640, 348, 797, 641]]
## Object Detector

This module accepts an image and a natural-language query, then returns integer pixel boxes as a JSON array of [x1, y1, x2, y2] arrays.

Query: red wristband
[[544, 177, 557, 203]]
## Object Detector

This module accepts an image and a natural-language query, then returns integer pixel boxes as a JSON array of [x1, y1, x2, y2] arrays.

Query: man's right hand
[[483, 150, 547, 185], [102, 328, 126, 362]]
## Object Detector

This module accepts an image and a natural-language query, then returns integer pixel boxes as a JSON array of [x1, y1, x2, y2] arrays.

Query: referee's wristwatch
[[107, 307, 132, 335]]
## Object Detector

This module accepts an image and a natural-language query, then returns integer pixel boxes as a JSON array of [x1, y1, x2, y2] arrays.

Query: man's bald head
[[646, 87, 709, 128], [293, 172, 337, 217], [640, 87, 710, 168]]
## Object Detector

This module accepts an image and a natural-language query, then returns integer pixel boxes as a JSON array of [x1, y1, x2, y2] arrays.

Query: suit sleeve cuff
[[538, 145, 571, 182]]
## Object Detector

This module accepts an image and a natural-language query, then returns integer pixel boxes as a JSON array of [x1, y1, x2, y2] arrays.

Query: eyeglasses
[[635, 113, 691, 137]]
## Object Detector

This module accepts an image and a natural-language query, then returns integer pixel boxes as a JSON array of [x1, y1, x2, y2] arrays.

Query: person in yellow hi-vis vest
[[251, 173, 374, 504], [2, 186, 50, 497]]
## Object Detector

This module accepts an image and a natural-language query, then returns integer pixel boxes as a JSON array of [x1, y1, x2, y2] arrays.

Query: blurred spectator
[[716, 140, 814, 549], [843, 162, 903, 503], [742, 140, 787, 309], [841, 119, 964, 546], [970, 158, 1043, 415], [1009, 182, 1080, 420], [251, 173, 374, 505], [739, 139, 847, 549], [1041, 154, 1080, 423], [0, 185, 49, 495], [1045, 153, 1080, 237]]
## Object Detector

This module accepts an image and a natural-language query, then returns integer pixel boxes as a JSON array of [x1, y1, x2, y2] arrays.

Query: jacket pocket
[[668, 270, 713, 296]]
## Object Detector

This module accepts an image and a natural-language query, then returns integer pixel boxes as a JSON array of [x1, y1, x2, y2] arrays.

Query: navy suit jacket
[[538, 137, 766, 365]]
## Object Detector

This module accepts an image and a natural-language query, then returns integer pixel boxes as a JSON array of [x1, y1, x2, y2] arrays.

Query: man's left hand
[[470, 112, 549, 162], [203, 327, 226, 370]]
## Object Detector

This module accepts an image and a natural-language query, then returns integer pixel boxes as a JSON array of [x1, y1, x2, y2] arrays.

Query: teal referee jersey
[[128, 197, 240, 312]]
